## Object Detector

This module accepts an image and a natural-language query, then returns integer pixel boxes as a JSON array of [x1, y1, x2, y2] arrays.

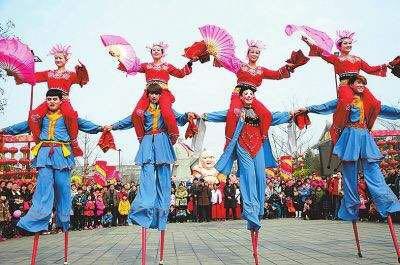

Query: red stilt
[[30, 233, 40, 265], [250, 230, 259, 265], [159, 230, 165, 264], [387, 215, 400, 263], [64, 231, 69, 265], [352, 221, 362, 258], [254, 230, 259, 265], [141, 227, 147, 265]]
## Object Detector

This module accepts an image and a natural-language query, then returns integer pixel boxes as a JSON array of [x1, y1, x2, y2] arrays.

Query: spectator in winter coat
[[224, 178, 237, 220], [104, 185, 118, 226], [118, 195, 130, 226], [0, 195, 11, 241], [95, 195, 106, 228], [83, 195, 95, 229], [198, 179, 211, 222], [72, 187, 86, 230]]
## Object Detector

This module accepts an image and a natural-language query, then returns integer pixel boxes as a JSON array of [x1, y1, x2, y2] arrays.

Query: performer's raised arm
[[202, 110, 228, 123], [172, 110, 191, 126], [111, 116, 134, 131], [379, 105, 400, 120], [0, 121, 30, 135], [168, 63, 192, 78], [271, 111, 292, 125], [305, 99, 338, 115], [77, 118, 103, 134]]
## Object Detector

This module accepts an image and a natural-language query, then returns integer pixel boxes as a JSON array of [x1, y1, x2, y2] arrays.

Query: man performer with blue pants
[[202, 85, 295, 265], [108, 83, 195, 265], [299, 74, 400, 262], [0, 89, 104, 265]]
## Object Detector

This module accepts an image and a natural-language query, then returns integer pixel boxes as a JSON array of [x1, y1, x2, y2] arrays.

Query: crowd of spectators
[[1, 167, 399, 241]]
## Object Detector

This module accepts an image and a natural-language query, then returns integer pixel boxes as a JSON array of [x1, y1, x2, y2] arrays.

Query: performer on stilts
[[0, 89, 104, 265], [112, 40, 195, 145], [298, 28, 400, 261], [13, 44, 89, 156], [202, 85, 297, 265], [212, 38, 307, 145], [297, 74, 400, 262], [106, 83, 196, 265]]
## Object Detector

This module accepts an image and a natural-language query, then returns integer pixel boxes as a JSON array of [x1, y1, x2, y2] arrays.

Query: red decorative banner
[[372, 130, 400, 137], [2, 134, 34, 143]]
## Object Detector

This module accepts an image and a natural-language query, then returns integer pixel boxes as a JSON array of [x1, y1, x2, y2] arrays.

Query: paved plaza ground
[[0, 219, 399, 264]]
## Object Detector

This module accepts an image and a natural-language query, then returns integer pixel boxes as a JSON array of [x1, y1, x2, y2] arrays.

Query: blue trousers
[[236, 145, 266, 231], [129, 163, 171, 230], [18, 166, 71, 232], [339, 160, 400, 221]]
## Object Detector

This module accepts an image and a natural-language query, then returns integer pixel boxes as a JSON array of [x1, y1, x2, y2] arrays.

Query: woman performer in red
[[118, 41, 194, 144], [301, 30, 391, 143], [14, 44, 88, 156], [214, 39, 303, 144]]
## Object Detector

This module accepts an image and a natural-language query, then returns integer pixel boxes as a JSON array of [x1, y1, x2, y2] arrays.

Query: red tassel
[[98, 131, 116, 152]]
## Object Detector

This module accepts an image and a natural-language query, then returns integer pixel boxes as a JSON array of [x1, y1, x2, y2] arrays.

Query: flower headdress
[[335, 30, 355, 50], [49, 44, 72, 60]]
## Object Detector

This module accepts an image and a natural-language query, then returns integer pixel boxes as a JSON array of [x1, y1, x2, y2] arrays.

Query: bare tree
[[77, 133, 101, 177], [270, 97, 313, 158], [270, 123, 313, 158], [0, 20, 15, 114]]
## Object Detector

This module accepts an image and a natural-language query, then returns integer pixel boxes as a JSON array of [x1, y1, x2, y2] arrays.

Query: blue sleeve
[[306, 99, 337, 115], [379, 105, 400, 120], [271, 112, 291, 126], [2, 121, 30, 135], [203, 110, 228, 122], [112, 115, 133, 130], [78, 118, 102, 134], [173, 110, 188, 126]]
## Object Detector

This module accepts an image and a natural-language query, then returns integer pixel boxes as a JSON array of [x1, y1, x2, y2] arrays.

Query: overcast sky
[[1, 0, 399, 165]]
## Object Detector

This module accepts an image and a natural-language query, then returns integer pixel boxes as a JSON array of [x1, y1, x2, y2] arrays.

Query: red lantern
[[20, 146, 30, 154], [19, 158, 30, 165], [377, 140, 386, 146], [8, 147, 18, 154], [8, 158, 18, 165]]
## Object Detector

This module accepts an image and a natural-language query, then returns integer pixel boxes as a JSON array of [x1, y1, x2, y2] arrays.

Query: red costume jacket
[[130, 62, 192, 142], [309, 44, 387, 78], [137, 62, 192, 84], [309, 44, 385, 144], [34, 70, 81, 95], [27, 68, 89, 156]]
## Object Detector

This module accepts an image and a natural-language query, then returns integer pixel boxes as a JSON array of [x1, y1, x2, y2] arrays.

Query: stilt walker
[[288, 24, 400, 259], [0, 89, 104, 265], [299, 74, 400, 262], [202, 86, 297, 264], [13, 44, 89, 156], [100, 35, 195, 145], [108, 83, 196, 265], [184, 24, 308, 146]]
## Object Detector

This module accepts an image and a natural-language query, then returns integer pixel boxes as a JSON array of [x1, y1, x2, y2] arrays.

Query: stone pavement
[[0, 219, 399, 264]]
